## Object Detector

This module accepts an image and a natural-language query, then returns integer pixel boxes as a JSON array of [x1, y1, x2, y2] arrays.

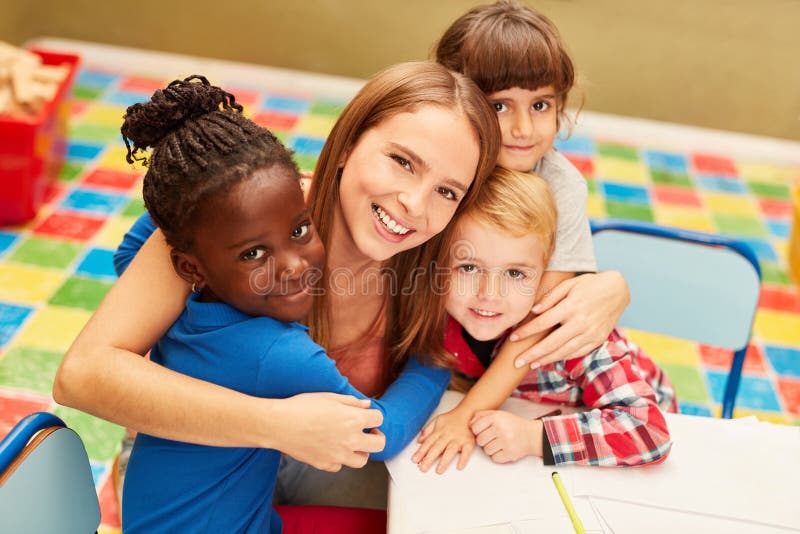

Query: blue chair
[[0, 412, 101, 533], [590, 219, 761, 419]]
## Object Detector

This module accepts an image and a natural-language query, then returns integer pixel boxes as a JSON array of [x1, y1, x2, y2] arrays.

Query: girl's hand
[[470, 410, 542, 463], [411, 409, 475, 474], [276, 393, 385, 472], [510, 271, 629, 369]]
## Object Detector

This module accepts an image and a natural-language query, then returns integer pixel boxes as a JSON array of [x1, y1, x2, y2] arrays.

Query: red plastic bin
[[0, 48, 80, 226]]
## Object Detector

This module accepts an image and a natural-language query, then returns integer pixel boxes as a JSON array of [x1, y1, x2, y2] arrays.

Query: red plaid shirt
[[445, 316, 676, 467]]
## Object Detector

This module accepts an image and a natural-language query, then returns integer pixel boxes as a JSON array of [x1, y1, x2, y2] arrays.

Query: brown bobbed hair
[[435, 0, 580, 129], [307, 61, 501, 392]]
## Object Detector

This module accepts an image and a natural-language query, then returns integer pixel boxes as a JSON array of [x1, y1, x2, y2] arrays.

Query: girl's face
[[445, 215, 546, 341], [184, 167, 325, 323], [337, 105, 480, 262], [487, 86, 558, 172]]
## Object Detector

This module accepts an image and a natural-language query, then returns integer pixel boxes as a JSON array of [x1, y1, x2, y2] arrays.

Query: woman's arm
[[53, 228, 384, 470]]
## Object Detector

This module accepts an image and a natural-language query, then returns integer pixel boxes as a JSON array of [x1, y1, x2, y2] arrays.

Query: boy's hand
[[471, 410, 543, 464], [411, 409, 475, 474]]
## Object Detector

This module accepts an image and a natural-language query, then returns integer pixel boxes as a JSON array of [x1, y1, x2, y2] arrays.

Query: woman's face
[[337, 105, 481, 262]]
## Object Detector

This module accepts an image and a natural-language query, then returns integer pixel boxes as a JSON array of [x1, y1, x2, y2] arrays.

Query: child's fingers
[[456, 442, 474, 470], [411, 435, 435, 464], [474, 426, 496, 448], [490, 450, 511, 464], [483, 438, 502, 457], [435, 442, 461, 474], [417, 438, 447, 472], [418, 420, 436, 442], [530, 276, 575, 315], [470, 411, 496, 434]]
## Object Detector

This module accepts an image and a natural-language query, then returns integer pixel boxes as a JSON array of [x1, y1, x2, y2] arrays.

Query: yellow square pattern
[[294, 114, 337, 137], [753, 309, 800, 345], [595, 157, 649, 184], [79, 104, 128, 126], [94, 216, 138, 250], [13, 306, 92, 352], [0, 264, 66, 304], [621, 328, 700, 366], [730, 408, 791, 424], [654, 206, 716, 233], [701, 192, 758, 217], [737, 162, 798, 184], [98, 146, 139, 172], [586, 194, 606, 219]]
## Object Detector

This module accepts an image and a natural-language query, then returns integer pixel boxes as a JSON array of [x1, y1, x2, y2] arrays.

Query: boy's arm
[[541, 338, 672, 467]]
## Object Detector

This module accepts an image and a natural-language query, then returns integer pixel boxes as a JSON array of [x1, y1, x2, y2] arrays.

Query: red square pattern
[[118, 76, 167, 94], [564, 154, 594, 176], [698, 343, 766, 374], [691, 153, 738, 176], [227, 88, 260, 108], [33, 211, 106, 241], [652, 185, 703, 207], [252, 111, 299, 130], [98, 474, 121, 528], [758, 198, 794, 220], [759, 286, 800, 313], [0, 393, 52, 440], [82, 168, 142, 191], [776, 377, 800, 416]]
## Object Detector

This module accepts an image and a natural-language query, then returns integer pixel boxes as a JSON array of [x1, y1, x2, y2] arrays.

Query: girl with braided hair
[[54, 62, 500, 521]]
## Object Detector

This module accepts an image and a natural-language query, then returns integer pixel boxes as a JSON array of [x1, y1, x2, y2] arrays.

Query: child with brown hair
[[436, 0, 630, 370], [413, 167, 675, 471]]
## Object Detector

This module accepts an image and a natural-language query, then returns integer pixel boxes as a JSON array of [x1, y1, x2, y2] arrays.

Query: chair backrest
[[0, 412, 101, 534], [590, 219, 761, 419]]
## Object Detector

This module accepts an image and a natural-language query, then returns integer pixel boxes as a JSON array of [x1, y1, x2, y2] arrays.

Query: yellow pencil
[[551, 471, 586, 534]]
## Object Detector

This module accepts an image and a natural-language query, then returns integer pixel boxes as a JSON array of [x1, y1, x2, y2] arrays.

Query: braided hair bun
[[124, 74, 299, 252], [121, 75, 242, 165]]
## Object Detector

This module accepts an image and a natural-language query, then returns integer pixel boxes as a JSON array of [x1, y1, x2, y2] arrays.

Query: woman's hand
[[272, 393, 386, 472], [471, 410, 542, 463], [510, 271, 629, 369], [411, 408, 475, 474]]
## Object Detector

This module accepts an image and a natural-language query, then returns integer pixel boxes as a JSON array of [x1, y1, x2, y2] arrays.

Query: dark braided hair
[[122, 75, 299, 251]]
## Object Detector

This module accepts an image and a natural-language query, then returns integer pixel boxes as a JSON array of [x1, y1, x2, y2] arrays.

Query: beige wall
[[2, 0, 798, 140]]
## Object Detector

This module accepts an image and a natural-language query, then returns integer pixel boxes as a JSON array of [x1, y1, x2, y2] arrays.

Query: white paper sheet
[[563, 414, 800, 530], [386, 392, 580, 533], [587, 497, 800, 534]]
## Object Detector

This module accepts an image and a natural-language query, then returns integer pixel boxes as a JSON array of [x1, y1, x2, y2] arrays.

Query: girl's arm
[[510, 270, 630, 369], [52, 224, 385, 471], [538, 335, 672, 467]]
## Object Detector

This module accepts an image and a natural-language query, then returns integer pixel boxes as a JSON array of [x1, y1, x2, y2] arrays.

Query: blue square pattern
[[0, 302, 34, 346], [291, 135, 326, 155], [75, 248, 118, 279], [766, 220, 791, 240], [75, 70, 119, 89], [736, 237, 777, 263], [599, 181, 650, 205], [764, 346, 800, 378], [263, 95, 309, 114], [60, 188, 129, 216], [705, 370, 782, 412], [644, 150, 688, 173], [90, 461, 106, 487], [0, 232, 18, 257], [696, 176, 748, 194], [67, 142, 105, 161], [554, 135, 594, 156], [678, 402, 712, 417], [104, 91, 150, 108]]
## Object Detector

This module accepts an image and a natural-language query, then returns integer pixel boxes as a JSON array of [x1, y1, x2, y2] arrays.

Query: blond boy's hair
[[461, 166, 557, 266]]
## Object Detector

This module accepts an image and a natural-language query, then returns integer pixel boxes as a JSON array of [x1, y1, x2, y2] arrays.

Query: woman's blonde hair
[[306, 61, 500, 392]]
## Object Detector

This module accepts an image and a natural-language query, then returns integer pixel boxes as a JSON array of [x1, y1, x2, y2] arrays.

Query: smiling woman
[[53, 61, 500, 517]]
